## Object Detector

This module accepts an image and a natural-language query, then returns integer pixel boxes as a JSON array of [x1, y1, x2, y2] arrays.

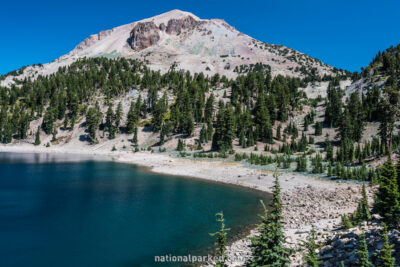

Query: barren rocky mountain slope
[[1, 9, 346, 88]]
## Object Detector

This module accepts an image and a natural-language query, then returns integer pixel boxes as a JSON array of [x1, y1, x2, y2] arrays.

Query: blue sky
[[1, 0, 399, 74]]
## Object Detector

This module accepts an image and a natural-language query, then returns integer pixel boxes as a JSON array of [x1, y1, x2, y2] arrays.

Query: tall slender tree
[[356, 234, 372, 267], [210, 212, 230, 267], [374, 160, 400, 229], [249, 174, 291, 266]]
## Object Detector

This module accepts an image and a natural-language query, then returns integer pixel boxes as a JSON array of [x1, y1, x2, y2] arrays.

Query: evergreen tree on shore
[[248, 174, 291, 266], [356, 234, 372, 267], [355, 183, 372, 223], [85, 104, 102, 144], [34, 126, 41, 146], [377, 224, 396, 267], [132, 126, 138, 146], [210, 212, 230, 267], [374, 160, 400, 229]]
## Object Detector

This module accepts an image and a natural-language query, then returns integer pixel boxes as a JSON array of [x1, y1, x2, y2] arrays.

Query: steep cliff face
[[165, 16, 201, 35], [129, 22, 160, 50], [128, 16, 203, 51]]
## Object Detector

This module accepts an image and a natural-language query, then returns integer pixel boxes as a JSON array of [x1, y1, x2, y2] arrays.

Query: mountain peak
[[140, 9, 201, 25]]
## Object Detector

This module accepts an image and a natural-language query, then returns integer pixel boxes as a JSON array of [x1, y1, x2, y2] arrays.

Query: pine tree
[[204, 94, 215, 122], [304, 117, 309, 132], [177, 139, 184, 152], [159, 125, 166, 145], [85, 106, 102, 144], [105, 103, 114, 132], [247, 129, 255, 147], [42, 108, 55, 134], [126, 101, 136, 134], [356, 234, 372, 267], [324, 82, 343, 128], [396, 159, 400, 196], [249, 174, 291, 266], [126, 99, 140, 134], [34, 126, 41, 146], [276, 124, 282, 140], [70, 115, 76, 130], [132, 126, 138, 146], [378, 87, 399, 154], [210, 212, 230, 267], [301, 226, 321, 267], [314, 122, 322, 136], [109, 125, 116, 139], [115, 102, 123, 131], [296, 155, 307, 172], [355, 183, 372, 223], [239, 128, 246, 148], [374, 160, 400, 229], [212, 106, 235, 152], [325, 138, 334, 162], [377, 224, 395, 267], [254, 93, 272, 143], [207, 119, 213, 141], [200, 124, 207, 143]]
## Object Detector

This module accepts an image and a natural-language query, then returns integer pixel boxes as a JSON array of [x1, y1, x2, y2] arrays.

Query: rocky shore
[[206, 185, 373, 267]]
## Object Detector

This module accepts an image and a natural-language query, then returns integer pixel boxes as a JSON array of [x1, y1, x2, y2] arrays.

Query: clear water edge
[[0, 152, 270, 267]]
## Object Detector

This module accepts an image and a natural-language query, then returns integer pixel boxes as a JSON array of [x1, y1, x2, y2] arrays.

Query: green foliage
[[355, 184, 372, 222], [126, 98, 141, 134], [212, 105, 235, 152], [341, 214, 354, 229], [34, 126, 41, 146], [42, 108, 55, 134], [177, 139, 185, 152], [378, 87, 399, 154], [115, 102, 123, 130], [324, 82, 343, 128], [311, 153, 324, 174], [377, 224, 396, 267], [248, 174, 292, 266], [132, 127, 138, 146], [296, 155, 308, 172], [301, 226, 321, 267], [356, 234, 372, 267], [342, 184, 372, 228], [85, 103, 102, 144], [374, 160, 400, 229], [209, 212, 230, 267], [314, 121, 322, 136], [276, 124, 282, 140]]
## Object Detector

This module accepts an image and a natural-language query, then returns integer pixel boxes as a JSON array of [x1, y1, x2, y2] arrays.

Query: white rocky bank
[[206, 185, 378, 267]]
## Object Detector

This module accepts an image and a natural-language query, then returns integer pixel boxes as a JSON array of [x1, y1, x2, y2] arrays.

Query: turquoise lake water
[[0, 152, 270, 267]]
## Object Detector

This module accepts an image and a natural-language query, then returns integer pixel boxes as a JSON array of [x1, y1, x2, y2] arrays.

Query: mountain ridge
[[0, 9, 347, 88]]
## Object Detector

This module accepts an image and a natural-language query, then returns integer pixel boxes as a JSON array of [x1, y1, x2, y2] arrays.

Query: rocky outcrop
[[128, 22, 160, 50], [166, 16, 200, 35], [128, 16, 202, 51]]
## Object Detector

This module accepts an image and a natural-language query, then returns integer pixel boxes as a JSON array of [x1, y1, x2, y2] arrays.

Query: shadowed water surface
[[0, 152, 270, 267]]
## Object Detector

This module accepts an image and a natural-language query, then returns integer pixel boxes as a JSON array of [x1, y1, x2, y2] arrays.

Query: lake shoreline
[[0, 144, 368, 266]]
